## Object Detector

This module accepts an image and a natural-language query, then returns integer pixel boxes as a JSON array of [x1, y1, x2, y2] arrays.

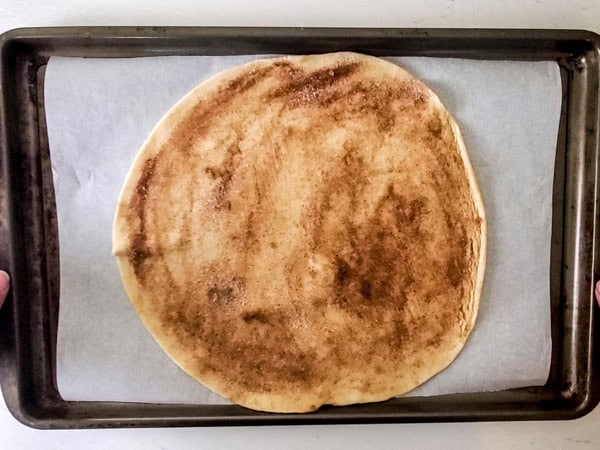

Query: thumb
[[595, 280, 600, 308], [0, 271, 9, 308]]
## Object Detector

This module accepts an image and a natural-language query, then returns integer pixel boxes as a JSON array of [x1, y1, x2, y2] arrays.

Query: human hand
[[0, 271, 9, 309], [595, 281, 600, 308]]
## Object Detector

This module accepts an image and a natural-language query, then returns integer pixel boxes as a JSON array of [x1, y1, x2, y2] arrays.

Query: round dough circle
[[113, 52, 486, 413]]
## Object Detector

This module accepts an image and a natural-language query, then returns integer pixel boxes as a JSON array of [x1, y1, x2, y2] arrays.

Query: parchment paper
[[45, 55, 561, 404]]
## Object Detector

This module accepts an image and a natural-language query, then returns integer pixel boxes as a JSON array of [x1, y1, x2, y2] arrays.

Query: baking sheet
[[45, 55, 560, 404]]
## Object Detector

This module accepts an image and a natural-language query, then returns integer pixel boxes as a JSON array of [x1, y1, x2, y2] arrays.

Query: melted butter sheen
[[114, 53, 484, 412]]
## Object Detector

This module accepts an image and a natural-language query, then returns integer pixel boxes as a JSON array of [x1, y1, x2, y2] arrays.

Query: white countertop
[[1, 1, 598, 448]]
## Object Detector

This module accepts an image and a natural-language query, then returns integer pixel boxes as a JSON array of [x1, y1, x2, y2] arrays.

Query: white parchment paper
[[45, 55, 560, 404]]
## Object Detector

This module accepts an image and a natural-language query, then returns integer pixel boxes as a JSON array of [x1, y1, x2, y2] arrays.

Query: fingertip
[[0, 270, 9, 293], [0, 271, 9, 308]]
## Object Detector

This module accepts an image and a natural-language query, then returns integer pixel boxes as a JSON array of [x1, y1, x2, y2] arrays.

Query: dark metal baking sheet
[[0, 27, 598, 429]]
